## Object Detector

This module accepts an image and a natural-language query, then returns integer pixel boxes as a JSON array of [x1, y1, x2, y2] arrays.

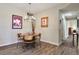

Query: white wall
[[0, 7, 32, 46], [35, 8, 59, 45], [62, 16, 68, 40]]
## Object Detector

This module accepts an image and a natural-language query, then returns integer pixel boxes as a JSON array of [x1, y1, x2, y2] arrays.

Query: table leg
[[73, 34, 74, 47], [77, 34, 78, 47]]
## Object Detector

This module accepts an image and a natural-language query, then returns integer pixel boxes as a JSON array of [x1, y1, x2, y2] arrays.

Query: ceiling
[[62, 3, 79, 11], [61, 3, 79, 20], [0, 3, 67, 14]]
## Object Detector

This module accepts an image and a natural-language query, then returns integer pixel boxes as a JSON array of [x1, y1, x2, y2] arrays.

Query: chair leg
[[39, 38, 41, 48], [22, 43, 27, 52], [17, 42, 23, 48], [17, 42, 19, 48]]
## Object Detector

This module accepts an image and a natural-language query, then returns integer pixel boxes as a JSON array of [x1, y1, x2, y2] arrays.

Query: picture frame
[[41, 17, 48, 27], [12, 15, 22, 29]]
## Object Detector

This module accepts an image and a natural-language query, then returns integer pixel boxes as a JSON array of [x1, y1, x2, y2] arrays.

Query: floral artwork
[[12, 15, 22, 29]]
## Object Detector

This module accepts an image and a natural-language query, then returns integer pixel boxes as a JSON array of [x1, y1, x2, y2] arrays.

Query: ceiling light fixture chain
[[28, 3, 31, 14]]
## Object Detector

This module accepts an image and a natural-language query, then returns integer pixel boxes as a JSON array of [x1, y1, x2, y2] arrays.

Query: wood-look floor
[[0, 35, 79, 55]]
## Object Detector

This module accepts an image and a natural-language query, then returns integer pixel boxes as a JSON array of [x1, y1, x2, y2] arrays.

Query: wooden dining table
[[22, 33, 40, 40]]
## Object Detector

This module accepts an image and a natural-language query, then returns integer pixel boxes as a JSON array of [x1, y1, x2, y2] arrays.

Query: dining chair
[[35, 33, 41, 47], [17, 33, 24, 48]]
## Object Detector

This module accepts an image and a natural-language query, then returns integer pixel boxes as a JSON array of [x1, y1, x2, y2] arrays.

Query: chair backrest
[[39, 33, 41, 38], [17, 33, 21, 37], [17, 33, 23, 40], [35, 33, 41, 40]]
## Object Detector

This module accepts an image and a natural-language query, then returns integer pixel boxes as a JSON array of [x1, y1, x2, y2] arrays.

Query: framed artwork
[[41, 17, 48, 27], [12, 15, 22, 29]]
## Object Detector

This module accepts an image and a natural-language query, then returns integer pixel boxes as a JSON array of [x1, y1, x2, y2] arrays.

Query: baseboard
[[0, 40, 60, 47], [0, 41, 18, 47], [0, 41, 18, 51], [41, 40, 59, 46], [59, 41, 63, 46]]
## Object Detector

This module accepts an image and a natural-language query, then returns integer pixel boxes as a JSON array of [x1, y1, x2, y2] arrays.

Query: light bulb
[[24, 16, 28, 19], [31, 16, 36, 20]]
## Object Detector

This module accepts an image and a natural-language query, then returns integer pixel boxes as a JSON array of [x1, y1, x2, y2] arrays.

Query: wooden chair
[[17, 33, 24, 48], [35, 33, 41, 47]]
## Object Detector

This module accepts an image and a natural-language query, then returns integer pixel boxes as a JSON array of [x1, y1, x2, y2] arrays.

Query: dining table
[[22, 33, 40, 40]]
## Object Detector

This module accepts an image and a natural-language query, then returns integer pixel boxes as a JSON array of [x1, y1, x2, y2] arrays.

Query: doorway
[[59, 9, 78, 45]]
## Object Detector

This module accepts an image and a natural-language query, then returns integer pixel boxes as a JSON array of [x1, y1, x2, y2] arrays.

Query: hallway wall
[[62, 16, 68, 40]]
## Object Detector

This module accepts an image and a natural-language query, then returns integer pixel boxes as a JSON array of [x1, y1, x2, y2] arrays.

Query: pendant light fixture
[[24, 3, 36, 34], [24, 3, 36, 21]]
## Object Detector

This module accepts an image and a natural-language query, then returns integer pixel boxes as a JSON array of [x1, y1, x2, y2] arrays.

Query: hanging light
[[24, 3, 36, 34], [24, 3, 36, 21]]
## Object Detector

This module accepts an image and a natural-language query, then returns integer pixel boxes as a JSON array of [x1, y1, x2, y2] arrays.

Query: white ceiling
[[61, 3, 79, 20], [62, 3, 79, 11], [0, 3, 66, 14]]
